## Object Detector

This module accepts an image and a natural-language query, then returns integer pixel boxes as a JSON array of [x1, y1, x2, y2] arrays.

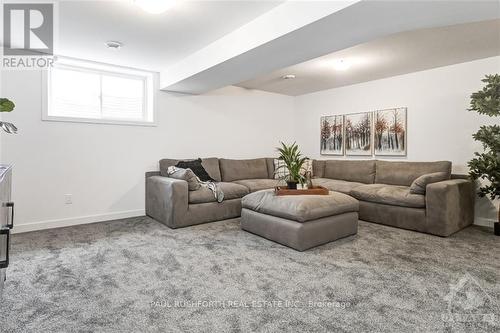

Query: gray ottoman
[[241, 189, 359, 251]]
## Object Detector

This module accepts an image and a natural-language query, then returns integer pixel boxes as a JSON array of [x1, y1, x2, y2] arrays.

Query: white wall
[[294, 56, 500, 226], [0, 70, 295, 232]]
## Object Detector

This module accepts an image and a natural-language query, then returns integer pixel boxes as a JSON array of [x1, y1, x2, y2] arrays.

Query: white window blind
[[45, 59, 155, 126], [101, 75, 144, 120]]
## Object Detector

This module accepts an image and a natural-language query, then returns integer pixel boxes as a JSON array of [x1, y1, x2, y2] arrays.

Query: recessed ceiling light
[[105, 41, 123, 50], [282, 74, 296, 80], [333, 59, 351, 71], [135, 0, 177, 14]]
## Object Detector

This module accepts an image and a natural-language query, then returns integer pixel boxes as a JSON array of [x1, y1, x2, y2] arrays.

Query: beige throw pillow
[[409, 172, 449, 194]]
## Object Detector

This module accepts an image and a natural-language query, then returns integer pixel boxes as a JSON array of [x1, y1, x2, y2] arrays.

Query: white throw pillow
[[274, 159, 289, 180], [274, 158, 313, 180], [300, 159, 313, 176]]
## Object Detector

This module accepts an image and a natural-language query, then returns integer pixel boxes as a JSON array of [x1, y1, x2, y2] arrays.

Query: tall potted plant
[[276, 142, 307, 189], [0, 98, 18, 134], [467, 74, 500, 235]]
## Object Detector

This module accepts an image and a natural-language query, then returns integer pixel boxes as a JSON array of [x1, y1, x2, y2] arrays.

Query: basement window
[[44, 58, 156, 126]]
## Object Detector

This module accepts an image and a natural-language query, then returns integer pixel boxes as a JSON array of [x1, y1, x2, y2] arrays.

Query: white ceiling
[[57, 0, 282, 71], [236, 19, 500, 96], [53, 1, 500, 95], [159, 0, 500, 94]]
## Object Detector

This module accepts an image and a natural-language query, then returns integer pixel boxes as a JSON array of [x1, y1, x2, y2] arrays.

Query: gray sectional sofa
[[146, 158, 280, 229], [145, 158, 475, 236], [312, 160, 474, 236]]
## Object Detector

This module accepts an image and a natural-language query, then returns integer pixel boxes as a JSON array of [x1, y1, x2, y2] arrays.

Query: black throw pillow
[[176, 158, 215, 182]]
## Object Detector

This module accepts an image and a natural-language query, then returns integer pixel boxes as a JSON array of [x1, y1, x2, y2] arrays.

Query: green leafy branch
[[468, 74, 500, 117], [467, 74, 500, 201], [0, 98, 15, 112]]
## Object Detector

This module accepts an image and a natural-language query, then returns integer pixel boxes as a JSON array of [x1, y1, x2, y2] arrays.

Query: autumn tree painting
[[374, 108, 407, 156], [320, 115, 344, 155], [345, 112, 372, 155]]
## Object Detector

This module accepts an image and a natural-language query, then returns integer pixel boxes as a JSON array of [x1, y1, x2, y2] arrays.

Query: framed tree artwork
[[374, 107, 407, 156], [320, 115, 344, 155], [345, 112, 372, 156]]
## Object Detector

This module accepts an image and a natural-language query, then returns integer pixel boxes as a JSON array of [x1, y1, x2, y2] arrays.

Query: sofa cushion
[[241, 189, 359, 222], [375, 160, 451, 186], [312, 178, 364, 195], [188, 182, 249, 204], [350, 184, 425, 208], [160, 158, 221, 182], [219, 158, 269, 182], [312, 160, 326, 178], [324, 160, 376, 184], [265, 158, 276, 179], [233, 179, 282, 192], [409, 172, 450, 194]]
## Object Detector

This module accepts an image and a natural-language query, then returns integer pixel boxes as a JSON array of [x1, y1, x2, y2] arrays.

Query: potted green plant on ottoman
[[276, 142, 307, 190]]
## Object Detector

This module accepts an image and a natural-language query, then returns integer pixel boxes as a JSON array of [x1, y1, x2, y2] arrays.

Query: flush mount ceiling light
[[282, 74, 296, 80], [333, 59, 351, 71], [135, 0, 177, 14], [105, 41, 123, 50]]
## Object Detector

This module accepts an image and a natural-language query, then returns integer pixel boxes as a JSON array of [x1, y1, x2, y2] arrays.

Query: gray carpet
[[1, 217, 499, 332]]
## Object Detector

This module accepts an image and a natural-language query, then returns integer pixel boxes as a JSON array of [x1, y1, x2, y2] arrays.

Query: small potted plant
[[0, 98, 18, 134], [276, 142, 307, 189], [467, 74, 499, 235]]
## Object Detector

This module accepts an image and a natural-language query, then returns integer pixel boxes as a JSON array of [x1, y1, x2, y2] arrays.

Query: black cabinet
[[0, 165, 13, 294]]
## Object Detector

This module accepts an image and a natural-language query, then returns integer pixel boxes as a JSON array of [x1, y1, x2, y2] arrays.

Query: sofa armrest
[[425, 179, 475, 236], [146, 176, 188, 228], [145, 171, 161, 178]]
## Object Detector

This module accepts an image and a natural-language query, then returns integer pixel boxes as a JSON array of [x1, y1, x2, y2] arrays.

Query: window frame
[[42, 58, 157, 127]]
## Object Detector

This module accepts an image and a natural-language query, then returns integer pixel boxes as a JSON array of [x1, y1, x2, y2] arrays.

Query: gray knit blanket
[[167, 166, 224, 203]]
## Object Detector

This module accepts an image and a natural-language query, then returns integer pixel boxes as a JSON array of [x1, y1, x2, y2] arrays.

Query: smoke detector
[[105, 41, 123, 50], [282, 74, 296, 80]]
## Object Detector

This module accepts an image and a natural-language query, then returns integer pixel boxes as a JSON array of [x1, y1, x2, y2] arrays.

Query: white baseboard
[[11, 210, 495, 233], [474, 217, 495, 228], [12, 209, 145, 234]]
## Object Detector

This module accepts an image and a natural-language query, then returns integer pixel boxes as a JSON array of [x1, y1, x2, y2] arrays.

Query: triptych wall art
[[320, 107, 407, 156]]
